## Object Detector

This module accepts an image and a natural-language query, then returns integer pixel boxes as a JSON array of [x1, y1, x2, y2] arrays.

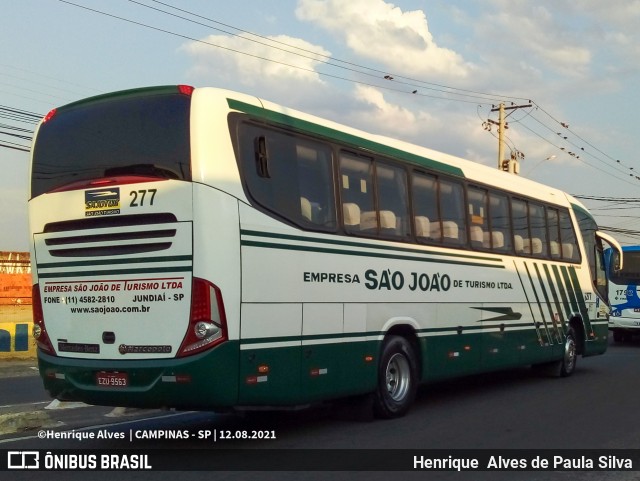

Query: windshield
[[31, 88, 191, 198], [609, 250, 640, 284]]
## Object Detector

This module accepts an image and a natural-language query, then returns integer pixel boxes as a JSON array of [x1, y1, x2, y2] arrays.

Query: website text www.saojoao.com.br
[[69, 305, 151, 315]]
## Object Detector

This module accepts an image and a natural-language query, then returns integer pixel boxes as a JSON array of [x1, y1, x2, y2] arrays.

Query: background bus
[[29, 85, 622, 418], [605, 245, 640, 342]]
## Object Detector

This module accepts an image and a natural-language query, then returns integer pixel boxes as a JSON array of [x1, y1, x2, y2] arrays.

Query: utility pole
[[490, 102, 532, 174]]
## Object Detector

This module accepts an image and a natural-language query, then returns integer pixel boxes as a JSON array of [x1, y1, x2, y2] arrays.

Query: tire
[[373, 336, 418, 419], [558, 327, 577, 377], [535, 327, 577, 378], [613, 330, 623, 343]]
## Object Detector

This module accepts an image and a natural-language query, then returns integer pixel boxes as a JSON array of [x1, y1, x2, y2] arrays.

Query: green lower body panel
[[238, 339, 379, 406], [582, 323, 609, 357], [37, 341, 240, 410]]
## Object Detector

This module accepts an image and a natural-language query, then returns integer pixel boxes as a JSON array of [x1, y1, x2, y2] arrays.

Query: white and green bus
[[29, 85, 622, 418]]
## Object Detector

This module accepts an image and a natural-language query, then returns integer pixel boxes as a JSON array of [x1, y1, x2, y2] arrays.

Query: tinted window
[[439, 179, 466, 246], [376, 162, 410, 239], [529, 203, 548, 257], [340, 153, 375, 235], [575, 209, 603, 296], [547, 208, 561, 259], [609, 251, 640, 283], [468, 186, 489, 249], [512, 199, 530, 254], [239, 124, 336, 231], [32, 91, 191, 198], [488, 191, 512, 253], [412, 172, 439, 243], [559, 210, 580, 262]]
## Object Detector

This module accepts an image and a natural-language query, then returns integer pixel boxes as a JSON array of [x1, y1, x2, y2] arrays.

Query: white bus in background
[[606, 245, 640, 342], [29, 85, 622, 418]]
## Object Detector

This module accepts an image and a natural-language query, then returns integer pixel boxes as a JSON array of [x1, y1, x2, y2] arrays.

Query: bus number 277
[[130, 189, 157, 207]]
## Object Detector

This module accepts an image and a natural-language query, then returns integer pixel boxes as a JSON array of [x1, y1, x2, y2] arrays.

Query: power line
[[4, 0, 636, 191], [57, 0, 522, 106], [134, 0, 530, 105]]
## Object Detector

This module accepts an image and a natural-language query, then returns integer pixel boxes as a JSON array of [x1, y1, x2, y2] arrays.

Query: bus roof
[[222, 87, 585, 211], [35, 84, 589, 213]]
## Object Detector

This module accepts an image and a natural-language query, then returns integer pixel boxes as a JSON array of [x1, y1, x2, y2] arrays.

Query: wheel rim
[[385, 353, 411, 402], [564, 335, 576, 372]]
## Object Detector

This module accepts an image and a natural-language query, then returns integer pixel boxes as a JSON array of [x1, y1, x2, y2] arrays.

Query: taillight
[[42, 108, 57, 123], [177, 277, 227, 357], [32, 284, 56, 355], [178, 85, 195, 96]]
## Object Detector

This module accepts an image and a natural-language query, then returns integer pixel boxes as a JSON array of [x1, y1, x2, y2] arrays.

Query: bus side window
[[340, 152, 375, 235], [559, 210, 580, 262], [439, 179, 466, 246], [529, 203, 548, 258], [512, 199, 530, 255], [296, 143, 336, 229], [547, 207, 562, 259], [468, 186, 488, 250], [239, 123, 336, 232], [376, 162, 410, 239], [411, 172, 439, 244], [488, 191, 512, 253]]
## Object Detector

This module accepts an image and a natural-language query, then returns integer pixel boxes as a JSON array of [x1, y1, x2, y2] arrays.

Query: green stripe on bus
[[522, 262, 545, 345], [568, 266, 592, 334], [242, 240, 504, 269], [241, 331, 372, 345], [241, 229, 502, 264], [37, 255, 193, 270], [543, 263, 566, 340], [551, 265, 572, 332], [513, 261, 539, 338], [533, 262, 557, 345], [241, 322, 541, 347], [560, 266, 580, 317], [228, 98, 465, 179], [37, 266, 192, 278]]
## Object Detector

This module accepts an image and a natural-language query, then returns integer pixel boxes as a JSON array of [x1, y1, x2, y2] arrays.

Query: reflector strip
[[246, 375, 268, 384]]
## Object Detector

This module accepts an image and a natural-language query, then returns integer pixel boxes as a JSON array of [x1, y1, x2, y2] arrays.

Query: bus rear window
[[31, 91, 191, 198]]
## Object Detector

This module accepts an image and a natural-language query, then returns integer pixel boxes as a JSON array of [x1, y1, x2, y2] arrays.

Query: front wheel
[[373, 336, 418, 419], [558, 327, 577, 377], [535, 327, 577, 377], [613, 330, 623, 343]]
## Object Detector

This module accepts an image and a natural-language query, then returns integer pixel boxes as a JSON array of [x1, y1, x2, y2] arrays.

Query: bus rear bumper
[[36, 342, 239, 410], [609, 317, 640, 331]]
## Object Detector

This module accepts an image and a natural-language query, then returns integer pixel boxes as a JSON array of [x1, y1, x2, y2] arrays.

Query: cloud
[[348, 85, 440, 138], [471, 2, 592, 79], [182, 33, 332, 101], [343, 86, 503, 168], [295, 0, 473, 80]]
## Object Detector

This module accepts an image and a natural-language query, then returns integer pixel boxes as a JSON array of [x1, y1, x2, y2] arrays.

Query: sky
[[2, 0, 640, 251]]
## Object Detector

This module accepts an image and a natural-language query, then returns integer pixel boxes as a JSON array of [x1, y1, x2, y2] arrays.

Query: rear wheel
[[373, 336, 418, 419]]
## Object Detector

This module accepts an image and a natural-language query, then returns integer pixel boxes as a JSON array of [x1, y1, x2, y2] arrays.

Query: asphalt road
[[1, 336, 639, 481]]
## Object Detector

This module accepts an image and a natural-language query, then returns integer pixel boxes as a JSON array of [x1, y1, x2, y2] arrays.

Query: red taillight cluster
[[42, 108, 57, 124], [177, 277, 227, 357], [32, 284, 56, 355], [177, 85, 195, 96]]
